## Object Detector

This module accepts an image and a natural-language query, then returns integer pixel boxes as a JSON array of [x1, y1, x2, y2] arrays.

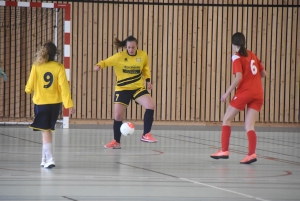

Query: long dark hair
[[232, 32, 248, 57], [35, 41, 58, 65], [114, 35, 138, 49]]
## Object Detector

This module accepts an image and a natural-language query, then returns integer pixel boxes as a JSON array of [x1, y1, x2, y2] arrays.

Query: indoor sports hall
[[0, 1, 299, 201]]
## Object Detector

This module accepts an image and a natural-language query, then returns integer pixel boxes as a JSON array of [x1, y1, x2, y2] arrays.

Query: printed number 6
[[250, 60, 258, 75], [44, 72, 53, 88]]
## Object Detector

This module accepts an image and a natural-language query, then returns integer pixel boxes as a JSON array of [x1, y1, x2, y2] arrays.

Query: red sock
[[247, 130, 257, 155], [221, 126, 231, 152]]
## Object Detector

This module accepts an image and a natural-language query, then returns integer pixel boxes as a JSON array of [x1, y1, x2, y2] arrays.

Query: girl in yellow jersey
[[94, 36, 157, 149], [25, 42, 74, 168]]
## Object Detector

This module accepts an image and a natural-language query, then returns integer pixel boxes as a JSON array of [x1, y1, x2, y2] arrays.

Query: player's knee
[[114, 113, 124, 121], [244, 121, 254, 131], [147, 103, 155, 110], [244, 124, 254, 132], [143, 101, 155, 110], [222, 117, 231, 126]]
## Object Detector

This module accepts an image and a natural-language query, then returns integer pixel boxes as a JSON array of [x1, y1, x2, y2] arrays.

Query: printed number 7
[[115, 94, 119, 101]]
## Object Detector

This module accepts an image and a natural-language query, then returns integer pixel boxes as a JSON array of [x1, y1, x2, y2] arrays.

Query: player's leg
[[135, 94, 155, 134], [42, 103, 60, 168], [221, 105, 240, 151], [105, 104, 126, 149], [240, 104, 261, 164], [29, 104, 53, 167], [245, 108, 258, 153], [113, 103, 127, 146], [135, 90, 156, 143], [33, 105, 46, 167], [40, 131, 47, 167], [105, 91, 130, 149], [210, 105, 240, 159], [42, 130, 55, 168]]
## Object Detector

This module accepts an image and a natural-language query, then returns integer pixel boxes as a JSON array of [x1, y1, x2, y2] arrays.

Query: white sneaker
[[40, 161, 46, 167], [40, 158, 46, 167], [44, 159, 55, 168]]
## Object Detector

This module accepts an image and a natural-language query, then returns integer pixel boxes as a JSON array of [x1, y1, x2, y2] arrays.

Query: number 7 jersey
[[25, 61, 74, 108], [96, 50, 151, 91], [232, 50, 265, 95]]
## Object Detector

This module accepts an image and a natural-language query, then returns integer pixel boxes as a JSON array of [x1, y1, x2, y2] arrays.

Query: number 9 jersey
[[232, 50, 264, 95], [25, 61, 74, 108]]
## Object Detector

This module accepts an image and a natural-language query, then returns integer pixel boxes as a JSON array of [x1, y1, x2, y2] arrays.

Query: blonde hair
[[34, 41, 57, 65], [34, 46, 49, 65]]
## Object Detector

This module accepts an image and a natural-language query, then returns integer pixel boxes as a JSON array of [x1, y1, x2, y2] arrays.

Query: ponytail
[[114, 38, 127, 49], [35, 46, 49, 65], [238, 45, 248, 57], [34, 41, 58, 65], [114, 35, 138, 49], [232, 32, 248, 57]]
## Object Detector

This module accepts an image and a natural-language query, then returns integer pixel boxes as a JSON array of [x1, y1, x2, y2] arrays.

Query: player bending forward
[[94, 36, 157, 149]]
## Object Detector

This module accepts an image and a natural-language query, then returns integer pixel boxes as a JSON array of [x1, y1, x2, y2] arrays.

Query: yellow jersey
[[97, 50, 151, 91], [25, 61, 74, 108]]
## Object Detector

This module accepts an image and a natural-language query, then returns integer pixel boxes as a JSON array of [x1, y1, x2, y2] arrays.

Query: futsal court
[[0, 125, 299, 201]]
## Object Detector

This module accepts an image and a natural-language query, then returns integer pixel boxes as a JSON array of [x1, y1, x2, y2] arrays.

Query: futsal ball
[[120, 122, 135, 136]]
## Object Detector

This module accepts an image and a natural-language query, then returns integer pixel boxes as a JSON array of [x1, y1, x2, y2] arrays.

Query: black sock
[[113, 120, 122, 143], [143, 109, 154, 135]]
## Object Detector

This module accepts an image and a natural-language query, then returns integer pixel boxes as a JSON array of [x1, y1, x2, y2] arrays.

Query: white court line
[[179, 178, 270, 201]]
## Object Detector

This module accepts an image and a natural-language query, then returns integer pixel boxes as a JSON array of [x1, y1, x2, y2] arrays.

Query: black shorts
[[114, 88, 149, 106], [29, 103, 61, 131]]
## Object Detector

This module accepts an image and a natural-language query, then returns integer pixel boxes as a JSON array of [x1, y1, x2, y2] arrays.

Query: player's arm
[[142, 55, 152, 90], [254, 55, 266, 78], [258, 59, 266, 78], [260, 70, 266, 90], [58, 65, 74, 110], [260, 67, 266, 87], [94, 53, 119, 71], [221, 72, 242, 102], [259, 62, 267, 78], [0, 68, 7, 82], [257, 58, 266, 89], [261, 70, 267, 78], [25, 65, 36, 94], [221, 56, 242, 102]]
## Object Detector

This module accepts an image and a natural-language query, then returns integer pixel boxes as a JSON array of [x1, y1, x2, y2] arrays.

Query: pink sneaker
[[141, 133, 157, 143], [210, 150, 229, 159], [104, 140, 121, 149], [240, 153, 257, 164]]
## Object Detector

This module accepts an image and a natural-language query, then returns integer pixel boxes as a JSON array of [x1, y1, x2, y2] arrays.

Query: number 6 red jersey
[[232, 50, 264, 95]]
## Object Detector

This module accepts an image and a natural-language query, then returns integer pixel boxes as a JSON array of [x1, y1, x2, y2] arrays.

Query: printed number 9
[[250, 60, 258, 75], [44, 72, 53, 88]]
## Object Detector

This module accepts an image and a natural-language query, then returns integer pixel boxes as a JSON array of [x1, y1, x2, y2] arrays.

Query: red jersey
[[232, 50, 264, 95]]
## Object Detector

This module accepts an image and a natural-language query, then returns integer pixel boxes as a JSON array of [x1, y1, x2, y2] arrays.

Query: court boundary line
[[118, 162, 270, 201], [0, 133, 42, 144], [179, 178, 270, 201], [62, 196, 78, 201]]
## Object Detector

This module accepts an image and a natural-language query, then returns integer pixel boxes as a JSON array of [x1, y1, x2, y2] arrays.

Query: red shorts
[[230, 92, 263, 111]]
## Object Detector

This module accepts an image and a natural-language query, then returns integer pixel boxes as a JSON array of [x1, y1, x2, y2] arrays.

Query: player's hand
[[69, 107, 75, 115], [147, 82, 153, 90], [94, 65, 100, 71], [221, 93, 228, 102]]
